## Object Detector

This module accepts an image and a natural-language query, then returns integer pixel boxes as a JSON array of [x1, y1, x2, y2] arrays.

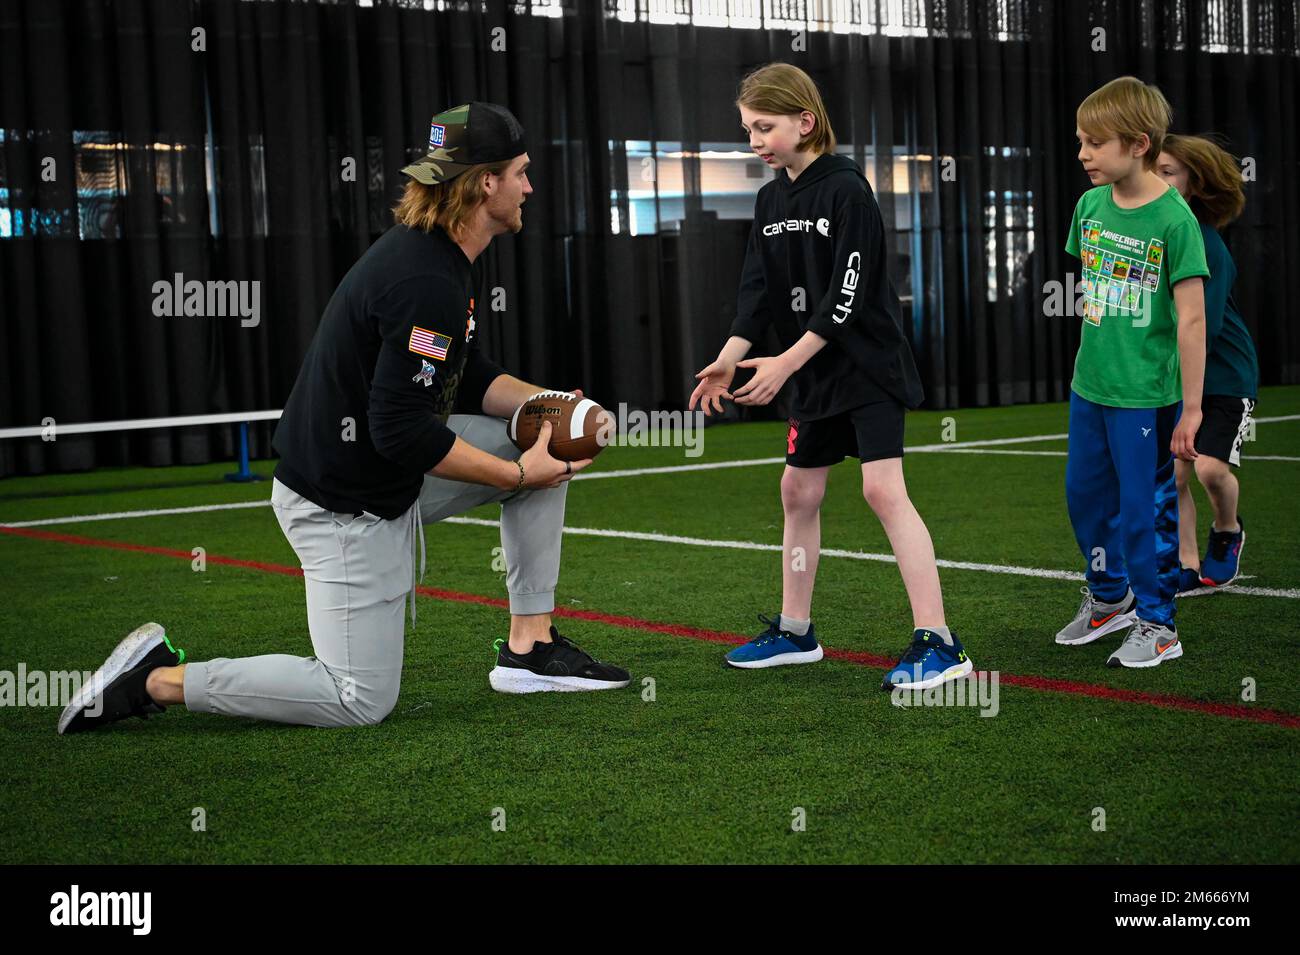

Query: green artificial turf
[[1, 388, 1297, 863]]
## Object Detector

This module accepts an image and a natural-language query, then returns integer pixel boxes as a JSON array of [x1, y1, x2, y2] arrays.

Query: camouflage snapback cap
[[400, 102, 528, 185]]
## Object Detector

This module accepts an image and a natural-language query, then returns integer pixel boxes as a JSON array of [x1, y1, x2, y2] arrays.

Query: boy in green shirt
[[1055, 77, 1208, 668]]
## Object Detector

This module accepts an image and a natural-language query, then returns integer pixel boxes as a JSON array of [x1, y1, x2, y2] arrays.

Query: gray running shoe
[[1106, 619, 1183, 668], [1055, 586, 1137, 645]]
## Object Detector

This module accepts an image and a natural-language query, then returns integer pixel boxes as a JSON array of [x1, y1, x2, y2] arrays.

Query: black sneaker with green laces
[[58, 623, 185, 735], [489, 627, 630, 694]]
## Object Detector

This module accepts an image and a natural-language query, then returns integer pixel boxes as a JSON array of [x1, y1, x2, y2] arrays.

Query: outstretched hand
[[731, 356, 792, 407], [688, 361, 735, 416]]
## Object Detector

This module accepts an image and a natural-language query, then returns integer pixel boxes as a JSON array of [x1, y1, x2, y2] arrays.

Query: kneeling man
[[60, 103, 629, 734]]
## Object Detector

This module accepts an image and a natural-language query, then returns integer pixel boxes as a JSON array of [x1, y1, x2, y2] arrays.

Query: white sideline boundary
[[2, 500, 271, 527], [2, 416, 1296, 599], [2, 499, 1295, 600], [439, 517, 1299, 600], [585, 414, 1300, 472], [924, 449, 1300, 461], [0, 410, 283, 440], [4, 413, 1296, 514]]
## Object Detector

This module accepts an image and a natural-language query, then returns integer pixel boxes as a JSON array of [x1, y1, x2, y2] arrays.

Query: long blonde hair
[[735, 63, 837, 155], [1162, 134, 1246, 228], [391, 159, 512, 240]]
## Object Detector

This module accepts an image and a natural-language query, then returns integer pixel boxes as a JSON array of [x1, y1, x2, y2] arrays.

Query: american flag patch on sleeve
[[409, 326, 452, 361]]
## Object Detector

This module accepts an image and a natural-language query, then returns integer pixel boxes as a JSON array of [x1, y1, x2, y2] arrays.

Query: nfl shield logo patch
[[429, 123, 446, 148], [412, 359, 436, 387]]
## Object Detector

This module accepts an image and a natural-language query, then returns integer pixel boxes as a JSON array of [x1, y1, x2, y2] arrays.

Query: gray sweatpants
[[182, 414, 568, 727]]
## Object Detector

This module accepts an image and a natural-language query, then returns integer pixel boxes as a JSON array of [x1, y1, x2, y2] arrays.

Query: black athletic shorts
[[1195, 394, 1256, 468], [785, 400, 906, 468]]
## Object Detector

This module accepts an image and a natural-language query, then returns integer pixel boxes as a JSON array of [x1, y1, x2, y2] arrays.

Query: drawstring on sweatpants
[[408, 502, 426, 629]]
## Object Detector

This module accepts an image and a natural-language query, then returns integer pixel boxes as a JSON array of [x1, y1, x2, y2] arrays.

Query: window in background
[[981, 145, 1035, 303], [608, 139, 965, 315], [0, 130, 193, 240], [606, 0, 1014, 38], [610, 140, 774, 235], [0, 129, 223, 241], [247, 0, 1295, 51]]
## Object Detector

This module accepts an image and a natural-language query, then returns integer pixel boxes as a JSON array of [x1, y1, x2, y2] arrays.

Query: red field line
[[5, 524, 1298, 729]]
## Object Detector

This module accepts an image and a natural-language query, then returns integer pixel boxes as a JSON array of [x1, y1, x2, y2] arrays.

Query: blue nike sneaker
[[1176, 567, 1203, 594], [1200, 515, 1245, 587], [725, 614, 823, 669], [881, 628, 973, 691]]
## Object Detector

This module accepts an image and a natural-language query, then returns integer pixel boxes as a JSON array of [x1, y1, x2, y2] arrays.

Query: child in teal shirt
[[1157, 134, 1258, 590]]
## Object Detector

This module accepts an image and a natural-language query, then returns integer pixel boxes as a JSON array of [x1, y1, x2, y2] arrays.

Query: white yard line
[[573, 457, 785, 480], [6, 416, 1296, 513], [1, 500, 272, 528], [928, 449, 1068, 457], [903, 433, 1066, 451], [583, 413, 1300, 471], [440, 517, 1298, 600], [4, 413, 1296, 528], [577, 432, 1085, 478], [922, 448, 1300, 461], [4, 494, 1293, 599], [3, 416, 1297, 599]]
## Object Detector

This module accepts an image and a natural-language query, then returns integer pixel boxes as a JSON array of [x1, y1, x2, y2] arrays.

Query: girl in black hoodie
[[690, 63, 973, 690]]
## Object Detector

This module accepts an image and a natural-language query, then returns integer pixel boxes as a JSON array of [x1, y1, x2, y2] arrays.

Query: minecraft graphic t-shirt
[[1065, 184, 1208, 408]]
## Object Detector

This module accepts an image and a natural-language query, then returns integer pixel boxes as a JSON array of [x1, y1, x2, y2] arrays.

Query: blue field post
[[224, 421, 264, 483]]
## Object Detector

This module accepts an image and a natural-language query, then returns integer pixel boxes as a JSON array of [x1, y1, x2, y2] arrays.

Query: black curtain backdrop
[[1, 0, 1296, 476]]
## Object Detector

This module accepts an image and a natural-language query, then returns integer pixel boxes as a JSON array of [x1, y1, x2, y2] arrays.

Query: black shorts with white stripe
[[1194, 394, 1256, 468]]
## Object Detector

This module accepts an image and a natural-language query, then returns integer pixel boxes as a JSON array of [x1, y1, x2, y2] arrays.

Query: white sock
[[919, 624, 953, 646], [780, 615, 811, 637]]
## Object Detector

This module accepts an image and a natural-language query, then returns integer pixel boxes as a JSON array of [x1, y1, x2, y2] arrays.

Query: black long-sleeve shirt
[[272, 224, 506, 519], [731, 153, 924, 419]]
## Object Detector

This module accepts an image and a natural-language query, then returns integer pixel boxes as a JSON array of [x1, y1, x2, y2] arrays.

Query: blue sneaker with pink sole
[[1200, 515, 1245, 587]]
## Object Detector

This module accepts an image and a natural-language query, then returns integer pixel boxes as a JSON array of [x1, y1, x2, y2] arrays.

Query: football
[[508, 391, 611, 462]]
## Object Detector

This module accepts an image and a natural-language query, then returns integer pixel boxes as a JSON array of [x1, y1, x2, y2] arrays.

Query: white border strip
[[440, 517, 1299, 600], [2, 415, 1297, 597], [2, 410, 1294, 444], [4, 411, 1299, 521], [920, 448, 1299, 461], [1, 500, 271, 528], [3, 501, 1293, 599], [574, 457, 786, 480], [0, 410, 283, 439]]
